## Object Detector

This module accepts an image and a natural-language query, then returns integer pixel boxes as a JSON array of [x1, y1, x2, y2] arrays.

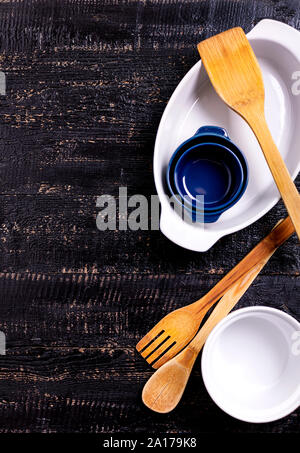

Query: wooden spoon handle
[[188, 216, 294, 316], [248, 113, 300, 240], [190, 245, 277, 351]]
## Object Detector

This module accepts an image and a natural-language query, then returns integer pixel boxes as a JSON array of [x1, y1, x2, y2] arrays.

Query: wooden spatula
[[136, 216, 294, 369], [142, 217, 294, 413], [198, 27, 300, 240]]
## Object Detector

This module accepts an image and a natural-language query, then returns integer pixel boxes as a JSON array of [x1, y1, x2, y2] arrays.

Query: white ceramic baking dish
[[154, 19, 300, 251]]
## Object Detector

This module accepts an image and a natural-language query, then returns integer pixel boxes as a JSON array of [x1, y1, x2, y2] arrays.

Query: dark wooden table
[[0, 0, 299, 434]]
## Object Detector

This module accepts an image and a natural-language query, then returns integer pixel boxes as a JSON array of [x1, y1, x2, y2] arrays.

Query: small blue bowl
[[174, 143, 244, 210], [167, 126, 248, 223]]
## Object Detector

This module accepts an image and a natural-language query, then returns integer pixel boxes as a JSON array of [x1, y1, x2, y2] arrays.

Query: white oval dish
[[154, 19, 300, 251], [201, 307, 300, 423]]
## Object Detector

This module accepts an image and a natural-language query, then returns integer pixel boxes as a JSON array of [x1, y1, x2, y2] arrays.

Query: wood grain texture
[[0, 0, 299, 433]]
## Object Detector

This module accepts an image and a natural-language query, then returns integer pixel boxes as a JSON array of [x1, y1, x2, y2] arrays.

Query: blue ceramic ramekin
[[167, 126, 248, 223]]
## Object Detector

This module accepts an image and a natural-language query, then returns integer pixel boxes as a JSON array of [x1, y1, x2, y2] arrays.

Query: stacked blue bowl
[[167, 126, 248, 223]]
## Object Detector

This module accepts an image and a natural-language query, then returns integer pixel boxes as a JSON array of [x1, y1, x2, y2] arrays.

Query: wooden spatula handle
[[247, 112, 300, 239]]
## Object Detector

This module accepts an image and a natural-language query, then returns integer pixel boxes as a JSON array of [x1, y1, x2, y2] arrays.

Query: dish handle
[[247, 19, 300, 55], [160, 204, 221, 252]]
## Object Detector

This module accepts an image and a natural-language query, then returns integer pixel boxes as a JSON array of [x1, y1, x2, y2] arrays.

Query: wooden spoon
[[197, 27, 300, 240], [142, 218, 294, 413]]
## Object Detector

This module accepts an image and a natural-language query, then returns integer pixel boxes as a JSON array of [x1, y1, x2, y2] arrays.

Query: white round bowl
[[201, 307, 300, 423]]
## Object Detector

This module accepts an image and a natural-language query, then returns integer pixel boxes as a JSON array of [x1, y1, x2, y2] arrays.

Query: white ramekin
[[201, 306, 300, 423]]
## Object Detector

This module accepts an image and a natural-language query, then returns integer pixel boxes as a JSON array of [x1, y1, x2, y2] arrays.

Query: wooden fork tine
[[146, 338, 176, 366], [140, 333, 170, 358], [136, 327, 165, 352]]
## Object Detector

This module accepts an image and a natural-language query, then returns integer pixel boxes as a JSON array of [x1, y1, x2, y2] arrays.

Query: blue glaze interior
[[174, 143, 244, 210]]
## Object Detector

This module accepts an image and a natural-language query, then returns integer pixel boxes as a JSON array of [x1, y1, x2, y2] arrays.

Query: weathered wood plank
[[0, 272, 298, 344], [0, 194, 299, 274]]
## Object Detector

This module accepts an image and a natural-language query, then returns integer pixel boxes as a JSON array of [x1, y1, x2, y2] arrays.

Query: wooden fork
[[142, 218, 294, 413], [197, 27, 300, 239], [136, 216, 294, 368]]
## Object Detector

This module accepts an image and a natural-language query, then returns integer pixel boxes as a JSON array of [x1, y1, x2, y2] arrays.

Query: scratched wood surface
[[0, 0, 299, 433]]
